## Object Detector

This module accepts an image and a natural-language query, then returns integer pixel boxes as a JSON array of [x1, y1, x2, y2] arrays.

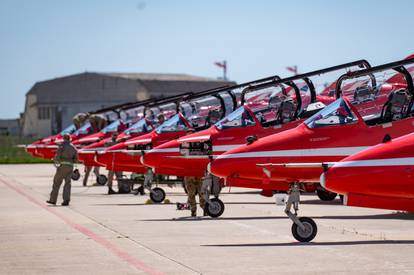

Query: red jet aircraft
[[142, 60, 374, 217], [210, 57, 414, 242], [78, 93, 192, 171], [24, 100, 151, 160], [99, 79, 284, 202], [322, 132, 414, 212]]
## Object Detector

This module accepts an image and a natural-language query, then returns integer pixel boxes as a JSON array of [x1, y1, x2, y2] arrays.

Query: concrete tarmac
[[0, 164, 413, 274]]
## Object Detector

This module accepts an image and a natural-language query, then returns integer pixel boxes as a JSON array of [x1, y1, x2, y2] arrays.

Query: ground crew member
[[106, 133, 123, 194], [206, 110, 221, 127], [82, 114, 107, 186], [89, 114, 107, 132], [184, 176, 206, 217], [46, 134, 78, 206], [157, 114, 165, 124], [83, 166, 100, 186], [73, 112, 89, 129]]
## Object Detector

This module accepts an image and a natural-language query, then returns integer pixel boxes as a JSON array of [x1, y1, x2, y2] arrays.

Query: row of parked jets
[[26, 55, 414, 242]]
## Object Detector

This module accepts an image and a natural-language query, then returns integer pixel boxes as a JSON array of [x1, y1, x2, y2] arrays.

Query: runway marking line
[[0, 176, 164, 275]]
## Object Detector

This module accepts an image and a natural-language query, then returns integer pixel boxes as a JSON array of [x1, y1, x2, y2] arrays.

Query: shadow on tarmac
[[138, 212, 414, 222], [202, 240, 414, 247]]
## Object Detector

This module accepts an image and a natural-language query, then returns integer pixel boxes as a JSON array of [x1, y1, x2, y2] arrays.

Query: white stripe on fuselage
[[216, 146, 371, 159], [148, 144, 245, 154], [125, 138, 151, 145], [149, 148, 180, 153], [179, 135, 211, 142], [333, 157, 414, 168]]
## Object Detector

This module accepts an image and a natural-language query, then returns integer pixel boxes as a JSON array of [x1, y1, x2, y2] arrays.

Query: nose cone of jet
[[210, 142, 258, 178], [211, 127, 301, 179], [142, 140, 180, 169]]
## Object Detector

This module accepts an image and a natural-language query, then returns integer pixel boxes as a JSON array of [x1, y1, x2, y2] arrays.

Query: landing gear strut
[[144, 169, 166, 203], [285, 183, 317, 242], [202, 172, 224, 218]]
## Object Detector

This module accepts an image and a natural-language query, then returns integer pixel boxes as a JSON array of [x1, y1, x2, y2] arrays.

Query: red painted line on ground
[[0, 177, 164, 275]]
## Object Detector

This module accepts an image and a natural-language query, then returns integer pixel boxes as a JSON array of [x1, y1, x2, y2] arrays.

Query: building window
[[38, 107, 50, 120]]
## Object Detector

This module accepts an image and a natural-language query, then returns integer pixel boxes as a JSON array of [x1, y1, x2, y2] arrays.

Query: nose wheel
[[144, 169, 166, 203], [202, 172, 224, 218], [291, 217, 317, 242], [149, 187, 166, 203], [205, 198, 225, 218], [285, 182, 317, 242], [97, 174, 108, 185]]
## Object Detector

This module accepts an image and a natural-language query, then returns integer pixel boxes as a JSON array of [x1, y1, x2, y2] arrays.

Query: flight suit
[[105, 137, 123, 191], [49, 141, 78, 203], [184, 176, 206, 216], [73, 112, 89, 129], [89, 114, 107, 132], [83, 166, 100, 186]]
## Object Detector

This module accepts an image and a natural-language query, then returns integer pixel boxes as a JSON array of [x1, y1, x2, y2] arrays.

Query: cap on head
[[63, 134, 71, 142]]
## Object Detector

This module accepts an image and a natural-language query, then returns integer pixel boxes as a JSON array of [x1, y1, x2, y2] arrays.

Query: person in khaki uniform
[[106, 133, 123, 194], [184, 176, 206, 217], [73, 112, 89, 129], [82, 114, 107, 186], [46, 134, 78, 206]]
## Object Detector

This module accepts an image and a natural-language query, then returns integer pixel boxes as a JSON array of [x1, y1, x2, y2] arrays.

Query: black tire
[[291, 217, 317, 242], [118, 183, 131, 194], [339, 194, 344, 203], [97, 174, 108, 186], [316, 189, 337, 201], [71, 169, 80, 181], [149, 187, 166, 203], [205, 198, 225, 218], [137, 185, 145, 195]]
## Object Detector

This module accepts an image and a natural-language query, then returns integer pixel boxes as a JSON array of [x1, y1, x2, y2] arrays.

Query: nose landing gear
[[202, 172, 224, 218], [285, 182, 317, 242], [144, 169, 166, 203]]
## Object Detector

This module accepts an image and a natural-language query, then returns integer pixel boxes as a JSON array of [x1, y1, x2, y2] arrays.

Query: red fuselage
[[142, 119, 303, 178], [210, 99, 414, 190], [322, 133, 414, 212]]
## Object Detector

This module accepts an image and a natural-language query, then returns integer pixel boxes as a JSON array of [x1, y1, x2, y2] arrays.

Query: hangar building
[[21, 72, 233, 137]]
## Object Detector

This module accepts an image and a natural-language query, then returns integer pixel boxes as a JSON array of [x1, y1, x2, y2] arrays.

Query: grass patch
[[0, 136, 52, 164]]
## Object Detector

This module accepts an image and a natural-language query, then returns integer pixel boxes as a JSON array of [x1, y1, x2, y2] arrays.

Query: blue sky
[[1, 0, 413, 118]]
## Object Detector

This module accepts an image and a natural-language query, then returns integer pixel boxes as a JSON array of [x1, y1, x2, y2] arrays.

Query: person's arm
[[54, 145, 63, 163], [73, 147, 79, 164]]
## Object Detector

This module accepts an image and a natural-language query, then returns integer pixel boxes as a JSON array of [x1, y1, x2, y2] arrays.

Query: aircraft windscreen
[[305, 98, 358, 128], [215, 106, 256, 130], [124, 119, 153, 134], [101, 120, 123, 134], [156, 114, 188, 133], [73, 122, 92, 136], [60, 124, 77, 135]]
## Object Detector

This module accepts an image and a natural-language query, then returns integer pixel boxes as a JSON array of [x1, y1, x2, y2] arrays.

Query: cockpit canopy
[[101, 120, 126, 134], [73, 122, 93, 136], [156, 114, 188, 133], [60, 124, 77, 135], [124, 119, 154, 134], [215, 106, 256, 130], [305, 98, 358, 128], [179, 90, 240, 130]]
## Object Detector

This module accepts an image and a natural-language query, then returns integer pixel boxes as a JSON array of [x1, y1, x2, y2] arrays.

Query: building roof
[[26, 72, 234, 102], [102, 72, 218, 81]]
